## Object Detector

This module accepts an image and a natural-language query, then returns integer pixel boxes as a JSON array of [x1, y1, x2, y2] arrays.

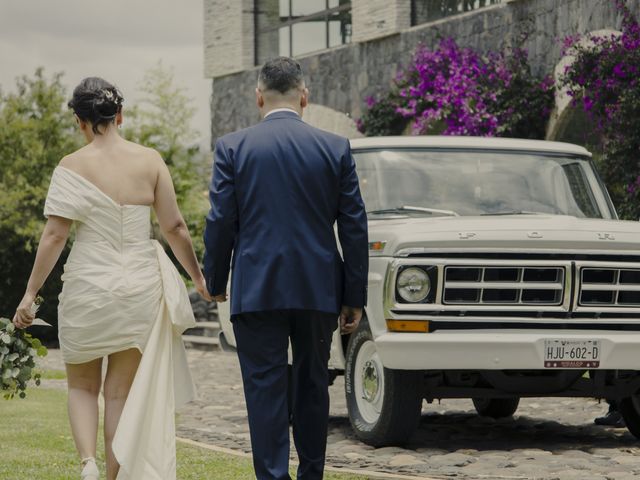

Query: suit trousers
[[232, 310, 338, 480]]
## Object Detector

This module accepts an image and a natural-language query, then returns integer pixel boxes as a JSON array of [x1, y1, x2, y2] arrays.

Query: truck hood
[[367, 214, 640, 256]]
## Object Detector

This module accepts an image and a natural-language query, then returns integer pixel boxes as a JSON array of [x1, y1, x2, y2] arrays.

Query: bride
[[12, 77, 211, 479]]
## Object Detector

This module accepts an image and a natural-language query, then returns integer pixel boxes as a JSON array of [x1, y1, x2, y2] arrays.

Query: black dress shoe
[[594, 410, 625, 427]]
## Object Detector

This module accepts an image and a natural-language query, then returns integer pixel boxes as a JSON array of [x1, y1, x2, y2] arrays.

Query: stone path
[[39, 349, 640, 479]]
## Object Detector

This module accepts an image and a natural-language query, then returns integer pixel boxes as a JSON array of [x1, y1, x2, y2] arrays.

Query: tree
[[123, 62, 209, 263], [0, 69, 81, 336], [0, 65, 210, 340]]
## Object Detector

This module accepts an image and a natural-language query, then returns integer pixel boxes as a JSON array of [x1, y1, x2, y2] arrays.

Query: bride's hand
[[193, 275, 213, 302], [13, 292, 36, 329]]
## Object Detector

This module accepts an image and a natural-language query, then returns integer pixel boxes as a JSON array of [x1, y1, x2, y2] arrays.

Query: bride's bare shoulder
[[120, 141, 166, 185], [122, 139, 163, 163], [57, 140, 164, 176], [57, 146, 92, 169]]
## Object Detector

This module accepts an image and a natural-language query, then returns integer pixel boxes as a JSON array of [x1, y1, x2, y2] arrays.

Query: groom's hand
[[213, 293, 228, 303], [339, 305, 362, 335]]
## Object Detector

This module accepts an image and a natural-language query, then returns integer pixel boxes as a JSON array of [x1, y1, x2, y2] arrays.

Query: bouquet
[[0, 296, 49, 399]]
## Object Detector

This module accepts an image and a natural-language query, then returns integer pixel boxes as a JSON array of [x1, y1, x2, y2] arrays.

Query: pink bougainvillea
[[560, 0, 640, 219], [358, 38, 553, 139]]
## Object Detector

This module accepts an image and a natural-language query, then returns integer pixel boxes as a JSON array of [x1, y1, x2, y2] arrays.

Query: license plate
[[543, 339, 601, 368]]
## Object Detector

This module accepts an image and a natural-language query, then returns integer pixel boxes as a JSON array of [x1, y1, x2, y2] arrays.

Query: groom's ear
[[300, 88, 309, 109], [255, 88, 264, 109]]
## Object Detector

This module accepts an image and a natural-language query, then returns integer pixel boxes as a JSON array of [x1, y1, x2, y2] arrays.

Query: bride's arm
[[153, 158, 212, 301], [13, 216, 72, 329]]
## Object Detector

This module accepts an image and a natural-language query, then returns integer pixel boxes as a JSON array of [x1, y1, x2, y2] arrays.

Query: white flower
[[1, 310, 47, 400]]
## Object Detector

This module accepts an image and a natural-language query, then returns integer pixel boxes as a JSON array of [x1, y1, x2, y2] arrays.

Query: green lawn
[[0, 385, 370, 480], [37, 369, 67, 380]]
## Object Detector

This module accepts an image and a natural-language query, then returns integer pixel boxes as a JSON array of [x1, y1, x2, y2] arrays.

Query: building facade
[[204, 0, 639, 145]]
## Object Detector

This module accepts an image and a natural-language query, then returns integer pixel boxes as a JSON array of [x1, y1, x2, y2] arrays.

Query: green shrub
[[0, 66, 208, 342], [0, 70, 80, 340]]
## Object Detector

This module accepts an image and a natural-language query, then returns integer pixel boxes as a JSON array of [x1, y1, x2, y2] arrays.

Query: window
[[354, 150, 612, 219], [255, 0, 352, 65], [411, 0, 502, 25]]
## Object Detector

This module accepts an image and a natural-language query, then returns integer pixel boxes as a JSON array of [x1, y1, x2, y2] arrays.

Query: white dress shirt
[[264, 107, 300, 118]]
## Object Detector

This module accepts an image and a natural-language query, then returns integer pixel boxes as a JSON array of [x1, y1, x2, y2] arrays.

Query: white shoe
[[81, 457, 99, 480]]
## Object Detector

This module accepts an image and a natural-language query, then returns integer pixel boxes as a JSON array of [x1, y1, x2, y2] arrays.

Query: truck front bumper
[[375, 329, 640, 370]]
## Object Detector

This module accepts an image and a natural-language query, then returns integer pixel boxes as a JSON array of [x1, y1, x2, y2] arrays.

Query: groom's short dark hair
[[258, 57, 305, 95]]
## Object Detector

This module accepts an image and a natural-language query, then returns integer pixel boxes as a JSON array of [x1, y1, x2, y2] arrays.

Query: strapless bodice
[[45, 167, 153, 251], [75, 205, 152, 247]]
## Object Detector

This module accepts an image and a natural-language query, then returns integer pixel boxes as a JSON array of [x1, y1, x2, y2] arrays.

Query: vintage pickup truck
[[217, 136, 640, 446]]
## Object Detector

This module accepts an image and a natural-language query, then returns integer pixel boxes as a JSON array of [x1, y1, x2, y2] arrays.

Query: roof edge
[[349, 136, 592, 157]]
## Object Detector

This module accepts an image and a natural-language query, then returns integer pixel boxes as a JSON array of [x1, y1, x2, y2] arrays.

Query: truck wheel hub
[[362, 360, 380, 401], [353, 340, 385, 424]]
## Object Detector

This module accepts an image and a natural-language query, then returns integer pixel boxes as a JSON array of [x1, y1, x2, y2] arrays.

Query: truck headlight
[[397, 267, 431, 303]]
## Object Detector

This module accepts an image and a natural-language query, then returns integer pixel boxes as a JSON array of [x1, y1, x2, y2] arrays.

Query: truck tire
[[472, 397, 520, 418], [345, 318, 422, 447], [619, 395, 640, 439]]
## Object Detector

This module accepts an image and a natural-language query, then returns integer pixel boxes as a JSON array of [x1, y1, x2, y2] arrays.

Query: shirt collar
[[264, 107, 300, 119]]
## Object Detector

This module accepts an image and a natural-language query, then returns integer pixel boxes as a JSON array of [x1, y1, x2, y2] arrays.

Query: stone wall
[[351, 0, 412, 43], [412, 0, 505, 25], [209, 0, 640, 146], [203, 0, 254, 78]]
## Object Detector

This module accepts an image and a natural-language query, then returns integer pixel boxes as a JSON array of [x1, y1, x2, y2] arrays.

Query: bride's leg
[[66, 358, 103, 463], [103, 348, 142, 480]]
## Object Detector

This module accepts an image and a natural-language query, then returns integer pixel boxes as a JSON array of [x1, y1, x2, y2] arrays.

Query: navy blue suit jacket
[[203, 110, 368, 316]]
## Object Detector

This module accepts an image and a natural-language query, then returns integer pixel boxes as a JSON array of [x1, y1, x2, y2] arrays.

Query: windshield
[[354, 149, 614, 219]]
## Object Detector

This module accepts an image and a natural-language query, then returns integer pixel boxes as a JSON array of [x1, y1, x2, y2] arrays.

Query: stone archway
[[546, 29, 621, 143], [302, 103, 364, 139], [547, 101, 598, 146]]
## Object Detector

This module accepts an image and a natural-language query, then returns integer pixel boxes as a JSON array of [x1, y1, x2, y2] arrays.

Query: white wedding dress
[[45, 166, 197, 479]]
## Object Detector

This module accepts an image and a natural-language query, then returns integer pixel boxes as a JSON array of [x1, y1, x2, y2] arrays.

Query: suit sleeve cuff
[[342, 287, 367, 308]]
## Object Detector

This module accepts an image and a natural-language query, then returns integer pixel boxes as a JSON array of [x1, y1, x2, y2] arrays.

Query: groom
[[203, 56, 368, 479]]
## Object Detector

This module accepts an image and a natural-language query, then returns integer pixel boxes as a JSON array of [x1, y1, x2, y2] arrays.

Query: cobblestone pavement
[[40, 349, 640, 479]]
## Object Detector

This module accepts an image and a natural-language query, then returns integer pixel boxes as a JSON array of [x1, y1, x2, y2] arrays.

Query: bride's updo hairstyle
[[68, 77, 124, 134]]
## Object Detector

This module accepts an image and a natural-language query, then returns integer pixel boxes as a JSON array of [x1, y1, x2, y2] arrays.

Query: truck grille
[[443, 266, 565, 306], [580, 268, 640, 307]]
